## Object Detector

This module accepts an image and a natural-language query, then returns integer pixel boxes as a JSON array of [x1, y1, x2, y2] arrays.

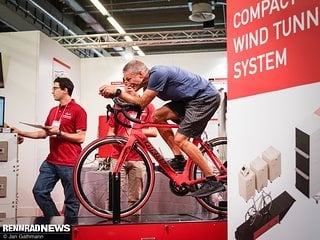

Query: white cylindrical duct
[[189, 2, 215, 22]]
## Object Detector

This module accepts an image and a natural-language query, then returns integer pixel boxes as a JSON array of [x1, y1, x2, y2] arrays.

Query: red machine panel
[[72, 220, 227, 240]]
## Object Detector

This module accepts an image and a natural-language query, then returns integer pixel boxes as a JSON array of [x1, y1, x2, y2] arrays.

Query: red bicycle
[[73, 98, 227, 219]]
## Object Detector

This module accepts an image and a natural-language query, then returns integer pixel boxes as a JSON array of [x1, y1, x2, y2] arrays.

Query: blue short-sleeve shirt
[[147, 66, 218, 101]]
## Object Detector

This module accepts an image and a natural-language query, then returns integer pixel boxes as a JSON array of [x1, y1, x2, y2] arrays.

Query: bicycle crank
[[169, 180, 190, 196]]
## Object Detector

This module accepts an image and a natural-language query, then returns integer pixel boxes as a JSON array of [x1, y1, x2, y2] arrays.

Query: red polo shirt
[[45, 99, 87, 166]]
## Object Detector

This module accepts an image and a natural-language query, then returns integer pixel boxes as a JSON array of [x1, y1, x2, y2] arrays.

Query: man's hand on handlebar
[[106, 98, 142, 128], [99, 85, 117, 98]]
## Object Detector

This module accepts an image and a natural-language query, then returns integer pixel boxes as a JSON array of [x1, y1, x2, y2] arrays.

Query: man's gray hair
[[123, 60, 148, 73]]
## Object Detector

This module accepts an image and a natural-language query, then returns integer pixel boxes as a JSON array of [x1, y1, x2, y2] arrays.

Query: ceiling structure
[[0, 0, 227, 58]]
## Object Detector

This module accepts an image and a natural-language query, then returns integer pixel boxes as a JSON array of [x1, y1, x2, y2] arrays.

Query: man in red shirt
[[13, 77, 87, 217], [107, 79, 156, 210]]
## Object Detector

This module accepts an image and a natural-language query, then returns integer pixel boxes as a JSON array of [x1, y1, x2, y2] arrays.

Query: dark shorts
[[164, 93, 221, 138]]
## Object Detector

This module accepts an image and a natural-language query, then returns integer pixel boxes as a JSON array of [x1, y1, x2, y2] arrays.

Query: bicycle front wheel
[[192, 137, 228, 216], [73, 136, 155, 219]]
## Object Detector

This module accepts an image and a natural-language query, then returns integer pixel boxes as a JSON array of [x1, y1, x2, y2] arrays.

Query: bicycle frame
[[112, 121, 227, 188], [73, 99, 228, 218]]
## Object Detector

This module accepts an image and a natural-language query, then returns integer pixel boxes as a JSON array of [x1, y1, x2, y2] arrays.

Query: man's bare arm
[[119, 89, 158, 109]]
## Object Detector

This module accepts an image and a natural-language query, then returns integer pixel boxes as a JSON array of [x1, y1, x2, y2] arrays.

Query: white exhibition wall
[[0, 31, 39, 217], [0, 31, 227, 216], [0, 31, 81, 216]]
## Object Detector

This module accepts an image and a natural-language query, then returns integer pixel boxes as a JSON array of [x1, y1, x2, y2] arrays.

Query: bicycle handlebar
[[106, 98, 142, 128]]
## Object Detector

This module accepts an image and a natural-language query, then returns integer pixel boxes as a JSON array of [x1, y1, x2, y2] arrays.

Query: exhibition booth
[[1, 1, 320, 239], [0, 30, 227, 239]]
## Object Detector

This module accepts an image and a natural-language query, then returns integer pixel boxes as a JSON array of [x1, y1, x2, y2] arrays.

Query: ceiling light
[[91, 0, 145, 57], [107, 17, 125, 34], [124, 36, 133, 42], [136, 50, 145, 56], [90, 0, 110, 16], [133, 46, 145, 56], [124, 47, 134, 60], [189, 2, 215, 22]]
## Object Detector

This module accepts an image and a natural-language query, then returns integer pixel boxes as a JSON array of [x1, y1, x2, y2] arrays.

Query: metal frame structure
[[52, 29, 226, 50], [1, 0, 227, 57]]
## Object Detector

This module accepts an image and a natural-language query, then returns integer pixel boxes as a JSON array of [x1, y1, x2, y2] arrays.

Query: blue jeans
[[32, 161, 79, 217]]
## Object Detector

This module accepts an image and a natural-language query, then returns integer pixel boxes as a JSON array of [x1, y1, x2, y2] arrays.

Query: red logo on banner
[[227, 1, 320, 99], [110, 81, 124, 86]]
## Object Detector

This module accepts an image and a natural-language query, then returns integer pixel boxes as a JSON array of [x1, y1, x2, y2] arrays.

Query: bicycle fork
[[112, 137, 136, 173], [109, 137, 137, 223]]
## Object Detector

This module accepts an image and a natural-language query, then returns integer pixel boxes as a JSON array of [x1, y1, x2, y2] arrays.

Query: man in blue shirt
[[99, 60, 224, 197]]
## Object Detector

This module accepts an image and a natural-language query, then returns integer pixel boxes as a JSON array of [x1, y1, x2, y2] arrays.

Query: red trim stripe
[[53, 57, 71, 69]]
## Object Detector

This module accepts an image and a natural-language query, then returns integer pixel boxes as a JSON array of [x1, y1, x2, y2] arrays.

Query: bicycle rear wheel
[[73, 136, 155, 219], [192, 137, 228, 215]]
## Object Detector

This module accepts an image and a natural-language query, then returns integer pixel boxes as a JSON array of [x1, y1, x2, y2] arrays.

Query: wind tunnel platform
[[0, 213, 227, 240]]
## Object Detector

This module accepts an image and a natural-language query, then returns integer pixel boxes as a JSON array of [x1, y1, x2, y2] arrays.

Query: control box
[[250, 156, 268, 192], [0, 133, 18, 218], [238, 165, 256, 201], [0, 141, 8, 162], [0, 176, 7, 197], [262, 146, 281, 182]]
